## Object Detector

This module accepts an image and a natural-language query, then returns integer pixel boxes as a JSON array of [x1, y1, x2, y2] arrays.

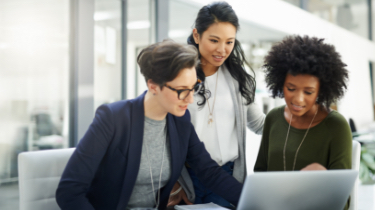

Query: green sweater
[[254, 105, 352, 171], [254, 106, 352, 209]]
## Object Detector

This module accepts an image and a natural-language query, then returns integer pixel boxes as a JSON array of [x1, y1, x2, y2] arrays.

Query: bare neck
[[202, 64, 219, 77], [144, 91, 167, 121], [285, 105, 328, 129]]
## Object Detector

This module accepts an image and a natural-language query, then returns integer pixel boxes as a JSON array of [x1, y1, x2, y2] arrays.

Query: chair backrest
[[18, 148, 75, 210], [349, 140, 361, 210], [349, 118, 357, 133]]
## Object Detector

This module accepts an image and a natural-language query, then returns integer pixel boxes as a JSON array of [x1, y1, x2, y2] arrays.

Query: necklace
[[145, 127, 166, 209], [206, 70, 219, 125], [283, 106, 318, 171]]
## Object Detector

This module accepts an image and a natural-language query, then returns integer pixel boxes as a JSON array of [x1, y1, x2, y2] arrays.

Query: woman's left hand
[[167, 182, 193, 206], [301, 163, 327, 171]]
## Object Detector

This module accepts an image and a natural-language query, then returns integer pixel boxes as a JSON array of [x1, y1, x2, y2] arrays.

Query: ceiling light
[[127, 21, 150, 30]]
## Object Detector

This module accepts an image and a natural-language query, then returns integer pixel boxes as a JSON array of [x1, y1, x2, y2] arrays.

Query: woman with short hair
[[56, 40, 242, 210]]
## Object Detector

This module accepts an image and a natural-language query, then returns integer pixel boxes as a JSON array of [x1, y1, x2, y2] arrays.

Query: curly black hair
[[263, 35, 349, 110]]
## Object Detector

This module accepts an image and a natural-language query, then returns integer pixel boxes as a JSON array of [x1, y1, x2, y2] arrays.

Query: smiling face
[[283, 74, 320, 117], [155, 66, 197, 117], [193, 22, 236, 72]]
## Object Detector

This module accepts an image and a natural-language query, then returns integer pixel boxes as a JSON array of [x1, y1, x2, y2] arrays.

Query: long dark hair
[[187, 1, 256, 106]]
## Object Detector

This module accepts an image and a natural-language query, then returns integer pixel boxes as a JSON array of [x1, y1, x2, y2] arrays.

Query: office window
[[127, 0, 153, 98], [303, 0, 369, 39], [333, 0, 368, 39], [94, 0, 122, 108], [0, 0, 70, 209], [282, 0, 300, 7], [282, 0, 371, 40], [169, 0, 198, 44], [370, 62, 375, 120], [372, 0, 375, 40]]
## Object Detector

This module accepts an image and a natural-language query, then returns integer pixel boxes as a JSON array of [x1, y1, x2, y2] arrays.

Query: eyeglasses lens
[[179, 90, 190, 100], [179, 81, 202, 100]]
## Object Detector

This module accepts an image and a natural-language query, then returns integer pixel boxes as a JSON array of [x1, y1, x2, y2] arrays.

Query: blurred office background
[[1, 0, 375, 209]]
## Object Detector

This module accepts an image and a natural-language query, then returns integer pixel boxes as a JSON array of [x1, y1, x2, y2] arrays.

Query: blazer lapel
[[166, 114, 180, 183], [157, 114, 181, 208], [116, 92, 146, 210]]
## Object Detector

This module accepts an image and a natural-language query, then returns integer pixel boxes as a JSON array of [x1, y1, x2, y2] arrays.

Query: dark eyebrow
[[209, 35, 235, 40], [171, 83, 196, 89], [173, 86, 189, 89], [286, 83, 316, 90]]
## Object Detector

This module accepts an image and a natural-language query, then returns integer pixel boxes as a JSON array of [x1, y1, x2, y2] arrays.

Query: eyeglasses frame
[[164, 79, 202, 100]]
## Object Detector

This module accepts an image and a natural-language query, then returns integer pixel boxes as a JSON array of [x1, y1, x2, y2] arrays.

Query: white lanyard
[[144, 136, 166, 209]]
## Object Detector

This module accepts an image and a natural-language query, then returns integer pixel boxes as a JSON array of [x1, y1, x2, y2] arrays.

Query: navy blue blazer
[[56, 92, 242, 210]]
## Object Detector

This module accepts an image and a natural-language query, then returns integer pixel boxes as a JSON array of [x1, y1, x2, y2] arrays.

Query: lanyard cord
[[145, 134, 166, 209], [283, 107, 318, 171]]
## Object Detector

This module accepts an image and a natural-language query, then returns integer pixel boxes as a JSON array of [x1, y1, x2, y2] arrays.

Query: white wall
[[190, 0, 375, 129]]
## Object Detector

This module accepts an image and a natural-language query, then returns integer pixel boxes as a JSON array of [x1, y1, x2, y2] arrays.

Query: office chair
[[349, 118, 357, 133], [349, 140, 361, 210], [18, 148, 75, 210]]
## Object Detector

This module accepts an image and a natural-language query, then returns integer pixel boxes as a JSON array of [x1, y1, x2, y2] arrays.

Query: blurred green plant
[[359, 142, 375, 184]]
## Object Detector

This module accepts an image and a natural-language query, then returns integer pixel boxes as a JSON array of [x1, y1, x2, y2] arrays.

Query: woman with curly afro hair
[[254, 35, 351, 209]]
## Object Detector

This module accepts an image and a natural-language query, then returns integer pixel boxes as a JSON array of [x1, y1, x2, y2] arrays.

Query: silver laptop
[[237, 170, 358, 210]]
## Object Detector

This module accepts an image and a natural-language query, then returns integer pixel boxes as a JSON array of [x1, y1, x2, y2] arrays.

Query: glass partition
[[282, 0, 301, 7], [127, 0, 152, 98], [282, 0, 370, 39], [0, 0, 70, 209], [372, 0, 375, 40], [94, 0, 122, 108], [169, 0, 198, 44]]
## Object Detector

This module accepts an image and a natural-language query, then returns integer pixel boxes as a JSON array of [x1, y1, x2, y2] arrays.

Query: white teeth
[[213, 56, 223, 58], [293, 104, 303, 108]]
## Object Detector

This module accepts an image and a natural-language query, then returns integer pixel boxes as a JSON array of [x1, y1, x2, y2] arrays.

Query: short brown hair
[[137, 39, 198, 87]]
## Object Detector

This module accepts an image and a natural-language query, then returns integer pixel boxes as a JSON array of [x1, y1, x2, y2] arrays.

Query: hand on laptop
[[167, 182, 193, 206], [301, 163, 327, 171]]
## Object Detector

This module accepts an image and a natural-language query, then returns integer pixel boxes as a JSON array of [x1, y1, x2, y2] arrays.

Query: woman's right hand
[[167, 182, 193, 207], [301, 163, 327, 171]]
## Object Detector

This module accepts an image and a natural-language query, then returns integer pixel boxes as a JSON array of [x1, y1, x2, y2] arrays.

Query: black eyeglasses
[[164, 79, 203, 100]]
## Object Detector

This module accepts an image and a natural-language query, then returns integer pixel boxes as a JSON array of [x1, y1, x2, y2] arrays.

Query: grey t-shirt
[[127, 116, 171, 209]]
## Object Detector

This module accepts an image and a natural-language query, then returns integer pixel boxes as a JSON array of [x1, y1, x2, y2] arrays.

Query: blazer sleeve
[[177, 166, 195, 202], [185, 123, 243, 206], [246, 102, 265, 135], [56, 104, 115, 210]]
